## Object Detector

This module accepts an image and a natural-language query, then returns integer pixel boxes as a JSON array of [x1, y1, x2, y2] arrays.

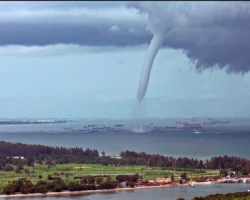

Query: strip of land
[[0, 183, 188, 198]]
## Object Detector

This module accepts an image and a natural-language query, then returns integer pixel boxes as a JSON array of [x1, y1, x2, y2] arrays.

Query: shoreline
[[1, 180, 247, 199], [0, 183, 187, 199]]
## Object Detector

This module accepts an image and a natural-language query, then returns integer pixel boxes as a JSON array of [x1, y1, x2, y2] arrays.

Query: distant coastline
[[0, 120, 67, 125]]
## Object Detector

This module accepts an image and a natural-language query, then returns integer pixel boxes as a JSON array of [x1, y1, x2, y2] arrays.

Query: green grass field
[[0, 163, 221, 194], [1, 164, 249, 200]]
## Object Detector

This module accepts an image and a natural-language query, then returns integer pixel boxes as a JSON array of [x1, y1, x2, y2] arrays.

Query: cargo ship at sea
[[179, 123, 202, 131]]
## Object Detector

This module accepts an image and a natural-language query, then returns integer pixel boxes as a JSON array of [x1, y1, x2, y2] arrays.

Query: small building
[[7, 156, 25, 160], [119, 182, 127, 188]]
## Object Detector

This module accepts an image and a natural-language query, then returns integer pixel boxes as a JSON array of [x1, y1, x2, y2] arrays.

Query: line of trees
[[3, 176, 120, 195], [0, 140, 99, 168], [183, 191, 250, 200], [3, 173, 142, 195], [0, 141, 99, 158], [120, 150, 250, 175], [0, 141, 249, 176]]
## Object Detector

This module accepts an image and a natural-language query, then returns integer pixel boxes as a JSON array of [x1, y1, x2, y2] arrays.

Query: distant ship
[[179, 123, 202, 131], [115, 124, 124, 127], [165, 126, 177, 129], [176, 121, 187, 124], [194, 131, 202, 134], [203, 120, 229, 125]]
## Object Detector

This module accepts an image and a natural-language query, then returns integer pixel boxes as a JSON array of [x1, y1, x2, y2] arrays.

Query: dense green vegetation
[[0, 140, 249, 197], [1, 140, 249, 175], [0, 162, 214, 194], [177, 191, 250, 200], [120, 150, 250, 173]]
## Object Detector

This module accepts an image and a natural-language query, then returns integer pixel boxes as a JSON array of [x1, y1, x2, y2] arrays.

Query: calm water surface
[[0, 118, 249, 159], [13, 184, 250, 200]]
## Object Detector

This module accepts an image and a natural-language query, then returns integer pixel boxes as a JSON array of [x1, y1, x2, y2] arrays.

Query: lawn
[[0, 163, 220, 193]]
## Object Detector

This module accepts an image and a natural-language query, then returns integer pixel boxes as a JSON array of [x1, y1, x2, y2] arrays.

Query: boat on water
[[115, 124, 124, 127], [203, 118, 229, 125], [165, 126, 177, 129], [188, 180, 195, 187], [179, 123, 202, 131], [176, 121, 187, 124], [194, 130, 202, 134]]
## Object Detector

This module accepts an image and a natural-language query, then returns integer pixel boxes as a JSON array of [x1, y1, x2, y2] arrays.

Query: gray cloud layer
[[1, 1, 250, 73], [135, 2, 250, 74], [0, 2, 149, 46]]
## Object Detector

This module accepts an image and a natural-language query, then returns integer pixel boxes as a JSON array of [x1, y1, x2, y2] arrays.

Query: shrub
[[3, 184, 16, 195], [3, 164, 14, 171], [20, 187, 29, 194], [35, 185, 47, 194]]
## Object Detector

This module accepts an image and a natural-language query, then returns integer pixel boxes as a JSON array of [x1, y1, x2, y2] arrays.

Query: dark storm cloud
[[0, 22, 151, 46], [0, 1, 150, 46], [1, 1, 250, 73], [166, 28, 250, 74], [135, 1, 250, 74]]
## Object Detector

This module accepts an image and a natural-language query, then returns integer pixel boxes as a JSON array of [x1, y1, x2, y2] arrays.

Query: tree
[[82, 176, 95, 184], [38, 175, 43, 180], [220, 169, 228, 177], [116, 175, 128, 183], [20, 186, 29, 194], [47, 174, 53, 180], [128, 181, 135, 188], [16, 163, 23, 173], [3, 184, 16, 195], [171, 173, 175, 182], [180, 172, 188, 180], [98, 181, 118, 189], [3, 164, 14, 171], [241, 168, 249, 176], [12, 179, 24, 192], [106, 175, 112, 182], [96, 177, 103, 185], [68, 181, 82, 191], [101, 151, 105, 157], [35, 185, 47, 194], [26, 156, 34, 166]]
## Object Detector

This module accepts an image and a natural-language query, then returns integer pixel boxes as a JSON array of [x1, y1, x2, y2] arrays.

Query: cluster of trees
[[0, 141, 99, 167], [195, 191, 250, 199], [119, 150, 250, 175], [176, 191, 250, 200], [3, 174, 136, 195], [115, 174, 140, 187], [0, 141, 249, 176], [115, 174, 139, 183], [0, 141, 99, 158]]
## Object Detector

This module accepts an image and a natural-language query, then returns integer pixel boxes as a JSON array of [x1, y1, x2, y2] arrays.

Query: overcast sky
[[0, 1, 250, 119]]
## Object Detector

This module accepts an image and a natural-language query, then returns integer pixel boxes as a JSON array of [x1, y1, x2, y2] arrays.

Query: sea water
[[0, 118, 249, 159], [0, 118, 249, 199]]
